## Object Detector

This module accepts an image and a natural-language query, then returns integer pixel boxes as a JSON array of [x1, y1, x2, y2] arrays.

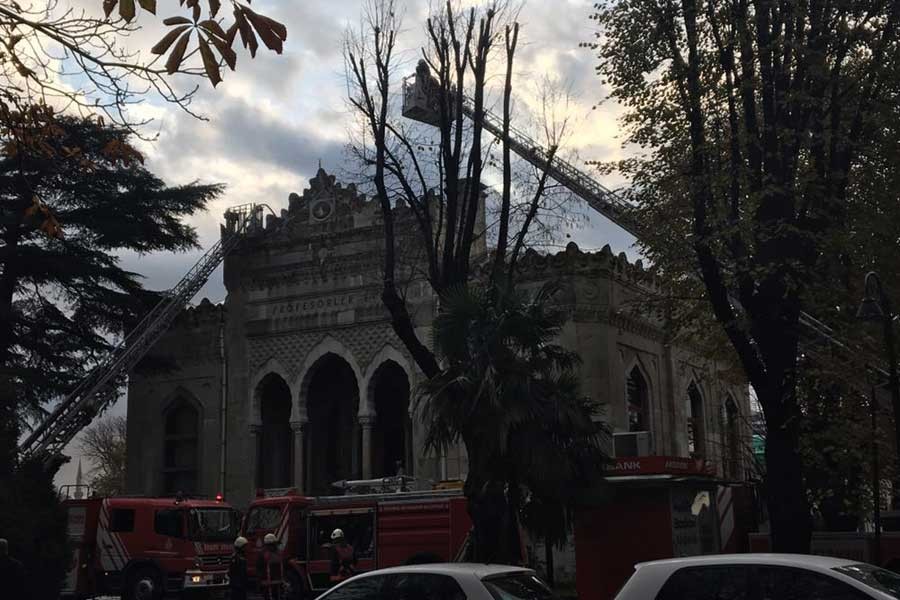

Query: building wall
[[126, 169, 751, 512], [125, 300, 225, 497]]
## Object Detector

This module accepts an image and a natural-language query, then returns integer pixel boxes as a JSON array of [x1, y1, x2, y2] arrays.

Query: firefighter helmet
[[331, 529, 344, 541], [234, 536, 248, 549], [263, 533, 278, 545]]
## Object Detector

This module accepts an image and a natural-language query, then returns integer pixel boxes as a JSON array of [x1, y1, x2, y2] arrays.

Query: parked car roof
[[363, 563, 533, 579], [637, 553, 860, 571]]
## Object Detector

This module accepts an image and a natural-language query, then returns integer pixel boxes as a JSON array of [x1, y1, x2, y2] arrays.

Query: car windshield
[[482, 572, 559, 600], [834, 564, 900, 598], [188, 508, 240, 542]]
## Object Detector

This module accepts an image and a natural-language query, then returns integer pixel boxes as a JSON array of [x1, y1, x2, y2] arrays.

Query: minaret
[[74, 459, 84, 499]]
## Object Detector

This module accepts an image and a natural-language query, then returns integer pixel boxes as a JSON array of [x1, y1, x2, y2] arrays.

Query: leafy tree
[[0, 104, 222, 477], [79, 415, 127, 496], [419, 282, 607, 562], [346, 0, 588, 559], [0, 457, 69, 600], [0, 0, 287, 130], [590, 0, 900, 552]]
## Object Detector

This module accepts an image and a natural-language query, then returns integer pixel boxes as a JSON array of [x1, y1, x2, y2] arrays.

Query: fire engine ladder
[[401, 70, 874, 371], [19, 204, 267, 462]]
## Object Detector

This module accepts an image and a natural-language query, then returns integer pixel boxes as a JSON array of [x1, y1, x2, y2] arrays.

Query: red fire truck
[[241, 478, 472, 599], [60, 486, 241, 600]]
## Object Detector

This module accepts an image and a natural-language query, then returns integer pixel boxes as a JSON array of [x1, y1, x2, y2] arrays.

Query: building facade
[[126, 168, 751, 511]]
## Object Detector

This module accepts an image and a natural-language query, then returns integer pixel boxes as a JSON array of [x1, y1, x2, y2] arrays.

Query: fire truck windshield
[[188, 508, 240, 542]]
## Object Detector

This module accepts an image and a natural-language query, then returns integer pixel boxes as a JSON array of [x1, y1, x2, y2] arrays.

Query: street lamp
[[869, 377, 882, 566], [857, 271, 900, 513]]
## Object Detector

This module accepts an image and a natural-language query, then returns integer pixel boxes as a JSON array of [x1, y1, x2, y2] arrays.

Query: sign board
[[671, 488, 718, 557], [605, 456, 713, 477]]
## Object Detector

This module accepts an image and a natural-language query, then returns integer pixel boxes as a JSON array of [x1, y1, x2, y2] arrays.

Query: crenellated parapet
[[512, 242, 659, 291], [169, 297, 225, 329]]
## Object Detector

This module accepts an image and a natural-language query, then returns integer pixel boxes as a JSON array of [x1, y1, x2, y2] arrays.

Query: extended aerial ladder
[[19, 204, 267, 462], [400, 64, 879, 371]]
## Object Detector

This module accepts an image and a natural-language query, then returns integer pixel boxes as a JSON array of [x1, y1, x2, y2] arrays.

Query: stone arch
[[250, 357, 294, 424], [363, 344, 415, 416], [255, 372, 293, 489], [300, 351, 361, 494], [367, 358, 413, 478], [161, 387, 203, 496], [295, 336, 364, 415]]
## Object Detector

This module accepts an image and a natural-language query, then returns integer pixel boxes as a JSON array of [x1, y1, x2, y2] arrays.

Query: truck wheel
[[124, 567, 162, 600]]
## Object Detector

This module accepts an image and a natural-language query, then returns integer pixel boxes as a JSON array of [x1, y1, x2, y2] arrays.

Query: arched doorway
[[306, 354, 360, 494], [370, 361, 412, 478], [163, 399, 199, 495], [258, 374, 292, 489]]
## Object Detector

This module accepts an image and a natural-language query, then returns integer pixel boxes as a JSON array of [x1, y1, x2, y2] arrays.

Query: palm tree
[[418, 281, 609, 564]]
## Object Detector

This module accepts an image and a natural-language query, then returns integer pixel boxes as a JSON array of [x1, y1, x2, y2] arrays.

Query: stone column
[[290, 419, 308, 492], [249, 423, 262, 491], [359, 415, 375, 479]]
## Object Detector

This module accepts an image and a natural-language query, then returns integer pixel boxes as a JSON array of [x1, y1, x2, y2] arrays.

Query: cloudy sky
[[55, 0, 639, 486]]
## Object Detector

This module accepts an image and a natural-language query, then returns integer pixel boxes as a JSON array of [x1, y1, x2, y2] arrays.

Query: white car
[[615, 554, 900, 599], [313, 563, 558, 600]]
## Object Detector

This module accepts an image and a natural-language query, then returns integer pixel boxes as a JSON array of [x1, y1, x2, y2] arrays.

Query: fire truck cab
[[60, 486, 240, 600], [241, 478, 471, 599]]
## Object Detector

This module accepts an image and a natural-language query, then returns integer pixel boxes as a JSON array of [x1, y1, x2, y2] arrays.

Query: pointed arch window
[[163, 400, 199, 495], [686, 383, 706, 457], [626, 366, 649, 433]]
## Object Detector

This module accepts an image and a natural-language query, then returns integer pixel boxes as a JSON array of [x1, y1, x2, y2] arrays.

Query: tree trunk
[[761, 386, 812, 553], [544, 537, 555, 588], [462, 439, 516, 564]]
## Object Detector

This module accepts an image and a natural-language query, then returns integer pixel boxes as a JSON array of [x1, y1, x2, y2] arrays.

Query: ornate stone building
[[125, 168, 750, 510]]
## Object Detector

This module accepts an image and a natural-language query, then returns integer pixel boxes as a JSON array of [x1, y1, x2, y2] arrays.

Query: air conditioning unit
[[614, 431, 651, 457]]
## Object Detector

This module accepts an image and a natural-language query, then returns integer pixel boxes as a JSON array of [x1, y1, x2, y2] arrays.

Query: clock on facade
[[310, 191, 334, 222]]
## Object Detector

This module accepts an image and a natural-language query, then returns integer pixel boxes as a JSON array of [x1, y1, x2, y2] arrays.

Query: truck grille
[[199, 554, 229, 568]]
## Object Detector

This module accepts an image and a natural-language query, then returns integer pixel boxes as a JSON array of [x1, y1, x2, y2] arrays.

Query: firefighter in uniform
[[328, 529, 356, 583], [228, 536, 249, 600], [256, 533, 284, 600]]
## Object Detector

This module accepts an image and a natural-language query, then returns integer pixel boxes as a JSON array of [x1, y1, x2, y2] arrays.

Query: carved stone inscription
[[266, 289, 382, 318]]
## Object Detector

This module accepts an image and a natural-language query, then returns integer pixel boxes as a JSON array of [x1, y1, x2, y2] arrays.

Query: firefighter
[[328, 528, 356, 583], [256, 533, 284, 600], [228, 536, 249, 600]]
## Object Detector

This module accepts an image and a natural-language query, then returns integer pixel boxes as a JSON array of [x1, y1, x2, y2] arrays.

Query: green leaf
[[207, 32, 237, 71], [198, 35, 221, 87], [162, 16, 192, 25], [165, 29, 192, 74], [150, 25, 190, 55], [119, 0, 135, 22], [102, 0, 118, 18], [199, 19, 228, 40]]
